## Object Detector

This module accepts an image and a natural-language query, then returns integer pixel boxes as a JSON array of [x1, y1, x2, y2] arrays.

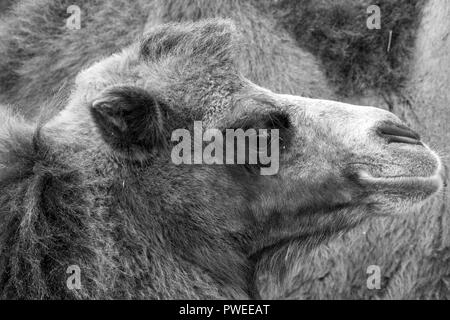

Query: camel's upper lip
[[348, 142, 443, 188]]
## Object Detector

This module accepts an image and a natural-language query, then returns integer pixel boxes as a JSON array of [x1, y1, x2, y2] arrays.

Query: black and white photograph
[[0, 0, 448, 307]]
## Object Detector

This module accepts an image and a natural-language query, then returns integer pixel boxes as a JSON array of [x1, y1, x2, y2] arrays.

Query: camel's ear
[[90, 86, 167, 159]]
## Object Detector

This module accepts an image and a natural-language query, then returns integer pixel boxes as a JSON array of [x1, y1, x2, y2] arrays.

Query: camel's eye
[[225, 111, 292, 152], [261, 111, 292, 153], [221, 110, 292, 175], [266, 112, 291, 131]]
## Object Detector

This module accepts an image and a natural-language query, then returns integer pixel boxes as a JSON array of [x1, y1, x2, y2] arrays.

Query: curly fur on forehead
[[139, 19, 238, 66]]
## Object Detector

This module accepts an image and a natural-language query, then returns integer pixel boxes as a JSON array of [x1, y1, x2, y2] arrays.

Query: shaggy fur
[[272, 0, 425, 96], [0, 0, 448, 300], [0, 0, 333, 120], [2, 19, 402, 298], [258, 0, 450, 300], [0, 19, 364, 299]]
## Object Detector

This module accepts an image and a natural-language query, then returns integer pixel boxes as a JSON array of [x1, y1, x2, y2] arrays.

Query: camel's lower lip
[[359, 170, 443, 182], [357, 170, 444, 192]]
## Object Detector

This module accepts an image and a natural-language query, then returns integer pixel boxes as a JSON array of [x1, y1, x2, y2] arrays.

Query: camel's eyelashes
[[266, 112, 291, 131], [227, 111, 291, 138], [264, 112, 292, 152], [225, 110, 292, 156]]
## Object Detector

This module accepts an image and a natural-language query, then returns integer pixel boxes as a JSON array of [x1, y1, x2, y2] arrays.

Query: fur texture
[[272, 0, 425, 96], [0, 0, 333, 120], [0, 0, 448, 300]]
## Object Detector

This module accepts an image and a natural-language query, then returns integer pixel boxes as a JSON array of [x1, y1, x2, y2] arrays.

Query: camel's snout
[[266, 92, 443, 210]]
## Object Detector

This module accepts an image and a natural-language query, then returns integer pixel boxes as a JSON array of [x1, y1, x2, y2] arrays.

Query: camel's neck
[[251, 207, 369, 298]]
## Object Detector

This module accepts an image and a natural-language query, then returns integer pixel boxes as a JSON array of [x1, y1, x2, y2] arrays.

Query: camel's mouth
[[354, 154, 444, 206], [343, 140, 444, 209]]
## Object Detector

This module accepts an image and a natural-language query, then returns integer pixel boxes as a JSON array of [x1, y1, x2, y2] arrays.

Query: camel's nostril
[[376, 121, 423, 146]]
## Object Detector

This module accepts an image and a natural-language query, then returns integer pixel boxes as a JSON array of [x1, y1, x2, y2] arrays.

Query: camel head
[[31, 19, 443, 297]]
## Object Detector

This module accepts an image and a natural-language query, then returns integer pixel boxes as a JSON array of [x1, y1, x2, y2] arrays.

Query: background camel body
[[0, 0, 448, 299]]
